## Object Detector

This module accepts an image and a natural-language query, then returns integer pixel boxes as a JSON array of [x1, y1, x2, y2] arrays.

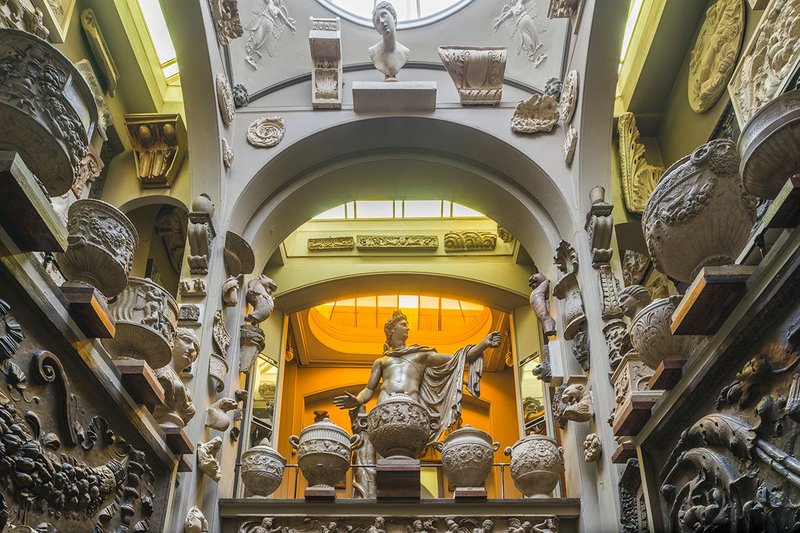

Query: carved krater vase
[[643, 139, 757, 283], [241, 439, 286, 497], [102, 277, 178, 368], [289, 417, 352, 492], [0, 28, 98, 196], [59, 199, 138, 298], [739, 90, 800, 200], [367, 393, 432, 459], [629, 296, 700, 370], [504, 435, 563, 498], [438, 425, 499, 488]]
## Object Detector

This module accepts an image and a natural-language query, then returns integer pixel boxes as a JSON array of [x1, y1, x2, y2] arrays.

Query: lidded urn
[[504, 435, 563, 498], [289, 416, 352, 497], [438, 425, 499, 490], [241, 439, 286, 497], [367, 393, 433, 459]]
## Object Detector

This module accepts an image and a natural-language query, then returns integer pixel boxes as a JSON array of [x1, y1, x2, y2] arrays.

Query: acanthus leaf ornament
[[216, 73, 235, 126], [618, 112, 665, 214], [511, 94, 559, 134], [438, 46, 507, 106]]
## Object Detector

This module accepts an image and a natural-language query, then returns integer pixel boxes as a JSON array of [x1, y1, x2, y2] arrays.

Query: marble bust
[[152, 327, 199, 428], [368, 2, 409, 81]]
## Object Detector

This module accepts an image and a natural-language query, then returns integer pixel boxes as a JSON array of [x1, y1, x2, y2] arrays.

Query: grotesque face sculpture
[[172, 328, 199, 370], [372, 1, 397, 37]]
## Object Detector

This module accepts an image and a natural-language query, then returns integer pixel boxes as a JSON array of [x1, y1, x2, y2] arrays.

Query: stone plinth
[[376, 457, 420, 500], [353, 81, 437, 113]]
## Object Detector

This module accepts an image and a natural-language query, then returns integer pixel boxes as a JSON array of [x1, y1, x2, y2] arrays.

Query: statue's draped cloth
[[384, 344, 482, 444]]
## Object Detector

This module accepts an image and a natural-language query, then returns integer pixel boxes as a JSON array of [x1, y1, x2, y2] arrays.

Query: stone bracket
[[612, 391, 661, 437], [612, 441, 637, 464], [0, 152, 68, 253], [309, 17, 342, 109], [647, 358, 685, 391], [61, 281, 115, 338], [671, 266, 755, 335], [115, 359, 166, 408], [163, 426, 193, 455], [124, 113, 187, 188]]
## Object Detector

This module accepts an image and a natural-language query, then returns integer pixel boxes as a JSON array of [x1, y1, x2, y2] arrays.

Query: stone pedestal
[[376, 457, 420, 500], [61, 281, 115, 338], [353, 81, 437, 113], [454, 487, 487, 499], [670, 266, 755, 335], [305, 486, 336, 501]]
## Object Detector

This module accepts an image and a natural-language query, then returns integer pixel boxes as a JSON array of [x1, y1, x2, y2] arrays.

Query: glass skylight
[[322, 0, 469, 25], [312, 200, 486, 220], [618, 0, 644, 71], [136, 0, 179, 80]]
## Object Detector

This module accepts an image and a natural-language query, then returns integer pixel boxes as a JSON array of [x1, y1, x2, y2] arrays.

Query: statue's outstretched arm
[[334, 359, 381, 409], [466, 332, 502, 362]]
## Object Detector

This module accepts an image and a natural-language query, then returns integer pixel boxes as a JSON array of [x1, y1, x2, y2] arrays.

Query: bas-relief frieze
[[238, 515, 560, 532], [493, 0, 547, 67], [355, 235, 438, 250], [443, 231, 497, 252], [0, 293, 168, 531], [243, 0, 296, 70], [307, 237, 355, 251]]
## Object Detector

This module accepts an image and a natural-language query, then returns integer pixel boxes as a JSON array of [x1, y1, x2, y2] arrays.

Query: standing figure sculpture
[[334, 310, 501, 449], [529, 273, 556, 337], [244, 0, 296, 70], [349, 405, 377, 499], [369, 2, 409, 81], [245, 275, 277, 325], [493, 0, 546, 66]]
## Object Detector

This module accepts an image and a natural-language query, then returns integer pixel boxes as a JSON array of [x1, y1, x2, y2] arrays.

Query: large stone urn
[[241, 439, 286, 497], [643, 139, 757, 283], [101, 277, 178, 368], [58, 199, 139, 298], [0, 28, 98, 196], [438, 425, 499, 489], [367, 393, 433, 459], [739, 90, 800, 200], [289, 417, 352, 497], [504, 435, 563, 498], [629, 296, 699, 370]]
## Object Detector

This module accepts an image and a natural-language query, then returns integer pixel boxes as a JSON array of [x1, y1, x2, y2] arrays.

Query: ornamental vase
[[101, 277, 178, 369], [504, 435, 563, 498], [739, 90, 800, 200], [643, 139, 757, 283], [241, 440, 286, 497], [438, 425, 499, 488], [58, 199, 138, 298], [629, 296, 700, 371], [367, 393, 432, 459], [289, 417, 351, 491], [0, 28, 98, 196]]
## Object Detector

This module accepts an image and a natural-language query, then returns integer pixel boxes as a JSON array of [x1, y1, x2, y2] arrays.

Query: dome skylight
[[318, 0, 473, 27]]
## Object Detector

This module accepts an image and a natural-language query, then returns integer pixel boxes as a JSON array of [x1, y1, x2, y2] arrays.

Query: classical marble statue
[[334, 310, 500, 444], [245, 275, 277, 325], [529, 273, 556, 337], [368, 2, 409, 81], [152, 328, 199, 428]]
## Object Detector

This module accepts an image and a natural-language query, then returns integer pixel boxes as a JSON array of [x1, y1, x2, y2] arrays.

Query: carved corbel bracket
[[585, 186, 614, 268], [224, 231, 255, 277], [618, 112, 664, 214], [554, 376, 594, 428], [197, 436, 223, 482], [438, 46, 507, 106], [187, 194, 216, 275], [124, 113, 187, 189], [239, 324, 265, 374], [552, 271, 585, 341], [309, 17, 342, 109]]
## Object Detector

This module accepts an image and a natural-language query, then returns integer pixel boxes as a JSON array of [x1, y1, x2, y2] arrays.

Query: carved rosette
[[0, 28, 97, 196], [504, 435, 564, 498], [239, 324, 265, 374], [439, 425, 499, 488], [367, 393, 432, 459], [438, 46, 507, 105], [216, 73, 235, 126], [559, 70, 579, 125], [511, 94, 559, 133], [59, 199, 139, 298], [241, 439, 286, 497], [739, 89, 800, 200], [629, 296, 700, 370], [643, 139, 757, 282], [688, 0, 744, 113], [289, 417, 351, 490], [102, 277, 178, 369], [247, 117, 285, 148]]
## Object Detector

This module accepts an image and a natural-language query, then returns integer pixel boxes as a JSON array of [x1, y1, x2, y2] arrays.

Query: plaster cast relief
[[187, 194, 216, 276], [222, 275, 240, 307], [0, 0, 49, 38], [222, 137, 234, 169], [443, 231, 497, 252], [238, 516, 559, 533], [622, 250, 650, 287], [154, 205, 186, 273], [688, 0, 744, 113], [206, 397, 237, 431], [497, 225, 514, 243], [617, 112, 665, 214], [310, 18, 342, 109], [224, 231, 255, 278], [554, 382, 593, 427], [511, 94, 559, 134], [230, 389, 248, 442], [307, 237, 355, 251], [216, 73, 235, 126], [209, 352, 229, 394], [75, 60, 113, 139], [585, 186, 614, 268], [80, 9, 118, 95], [529, 273, 556, 337], [583, 433, 601, 463], [619, 459, 647, 533], [493, 0, 547, 67], [247, 117, 285, 147], [185, 506, 209, 533], [72, 148, 103, 199], [178, 304, 201, 325], [213, 309, 231, 357], [438, 46, 507, 106], [209, 0, 243, 46], [547, 0, 583, 31], [369, 2, 409, 81], [245, 275, 276, 326], [179, 278, 207, 298], [728, 0, 800, 125], [552, 240, 586, 340], [197, 436, 223, 482], [210, 310, 231, 391], [153, 328, 199, 429], [564, 124, 576, 164], [559, 70, 578, 125], [240, 324, 265, 373], [233, 83, 249, 108], [571, 324, 589, 372], [125, 113, 187, 189], [243, 0, 296, 70], [356, 235, 438, 250]]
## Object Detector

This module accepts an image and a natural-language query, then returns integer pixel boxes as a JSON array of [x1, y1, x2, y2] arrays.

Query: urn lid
[[299, 416, 350, 439], [442, 424, 492, 445], [243, 439, 287, 464]]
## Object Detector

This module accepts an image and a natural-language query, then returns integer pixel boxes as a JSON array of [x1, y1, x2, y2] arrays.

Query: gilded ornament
[[617, 112, 664, 214]]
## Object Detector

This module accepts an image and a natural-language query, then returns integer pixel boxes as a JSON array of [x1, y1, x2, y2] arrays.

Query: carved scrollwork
[[32, 350, 78, 446], [617, 112, 664, 214]]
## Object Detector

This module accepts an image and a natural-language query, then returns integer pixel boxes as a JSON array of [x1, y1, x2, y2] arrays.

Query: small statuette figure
[[197, 436, 223, 481], [529, 273, 557, 337], [184, 506, 209, 533], [206, 397, 238, 431], [369, 2, 409, 81], [245, 275, 277, 325]]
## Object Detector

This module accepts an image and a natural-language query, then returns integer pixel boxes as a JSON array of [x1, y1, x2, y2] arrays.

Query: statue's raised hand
[[333, 391, 360, 410], [485, 331, 502, 348]]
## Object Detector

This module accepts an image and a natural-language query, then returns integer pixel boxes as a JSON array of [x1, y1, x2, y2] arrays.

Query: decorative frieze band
[[356, 235, 438, 250]]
